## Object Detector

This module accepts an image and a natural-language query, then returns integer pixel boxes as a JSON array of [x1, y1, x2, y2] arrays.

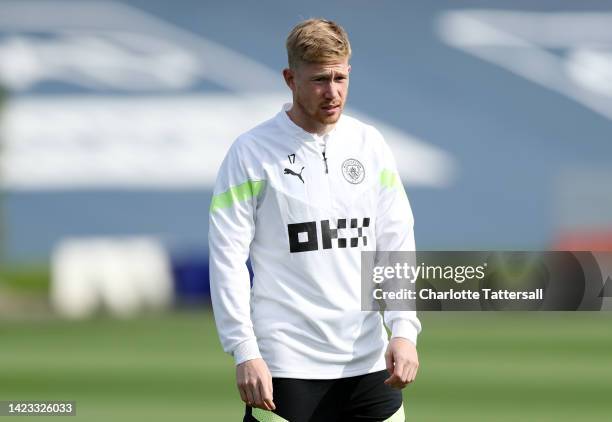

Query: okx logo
[[288, 218, 370, 253]]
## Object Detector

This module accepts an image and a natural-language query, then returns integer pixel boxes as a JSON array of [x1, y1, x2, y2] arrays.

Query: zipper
[[322, 150, 329, 174], [317, 135, 332, 211]]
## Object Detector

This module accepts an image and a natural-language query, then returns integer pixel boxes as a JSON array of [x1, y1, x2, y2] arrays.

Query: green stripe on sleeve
[[210, 180, 265, 212], [380, 169, 401, 189]]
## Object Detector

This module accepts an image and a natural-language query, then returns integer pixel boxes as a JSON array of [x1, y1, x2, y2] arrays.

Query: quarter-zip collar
[[277, 103, 340, 143]]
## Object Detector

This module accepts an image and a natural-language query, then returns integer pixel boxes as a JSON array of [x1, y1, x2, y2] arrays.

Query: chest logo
[[342, 158, 365, 184], [284, 153, 305, 183], [284, 166, 304, 183], [287, 218, 370, 253]]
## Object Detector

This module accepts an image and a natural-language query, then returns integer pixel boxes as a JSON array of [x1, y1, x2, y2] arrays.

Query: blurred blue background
[[2, 0, 611, 264]]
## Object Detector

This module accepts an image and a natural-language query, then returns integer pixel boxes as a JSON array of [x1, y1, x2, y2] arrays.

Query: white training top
[[209, 103, 421, 379]]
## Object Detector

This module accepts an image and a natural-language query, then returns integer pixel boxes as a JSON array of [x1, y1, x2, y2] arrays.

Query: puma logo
[[284, 167, 305, 184]]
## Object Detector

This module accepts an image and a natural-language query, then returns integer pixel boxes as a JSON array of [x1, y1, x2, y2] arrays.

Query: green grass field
[[1, 311, 611, 421]]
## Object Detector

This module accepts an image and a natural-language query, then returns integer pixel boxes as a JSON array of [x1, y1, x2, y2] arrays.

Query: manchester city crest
[[341, 159, 365, 184]]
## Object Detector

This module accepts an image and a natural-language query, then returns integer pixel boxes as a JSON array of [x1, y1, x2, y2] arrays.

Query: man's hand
[[384, 337, 419, 389], [236, 358, 276, 411]]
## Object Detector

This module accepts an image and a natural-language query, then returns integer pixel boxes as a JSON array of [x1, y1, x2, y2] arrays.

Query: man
[[209, 18, 420, 422]]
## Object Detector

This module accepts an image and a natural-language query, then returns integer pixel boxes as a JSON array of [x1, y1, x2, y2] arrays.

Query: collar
[[277, 103, 340, 142]]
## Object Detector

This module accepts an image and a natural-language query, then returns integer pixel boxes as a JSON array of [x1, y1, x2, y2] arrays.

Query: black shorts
[[243, 369, 403, 422]]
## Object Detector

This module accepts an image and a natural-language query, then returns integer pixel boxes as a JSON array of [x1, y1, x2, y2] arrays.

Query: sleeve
[[208, 140, 265, 365], [373, 128, 422, 346]]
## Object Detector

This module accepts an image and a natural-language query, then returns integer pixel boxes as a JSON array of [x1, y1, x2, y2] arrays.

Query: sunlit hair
[[286, 18, 351, 69]]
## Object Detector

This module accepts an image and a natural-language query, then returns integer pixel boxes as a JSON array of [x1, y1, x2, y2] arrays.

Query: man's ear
[[347, 64, 352, 74], [282, 68, 295, 90]]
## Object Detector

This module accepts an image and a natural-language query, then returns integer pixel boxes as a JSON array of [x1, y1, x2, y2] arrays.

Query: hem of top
[[268, 361, 387, 380]]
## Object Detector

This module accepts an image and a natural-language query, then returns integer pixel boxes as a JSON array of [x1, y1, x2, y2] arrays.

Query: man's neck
[[286, 106, 335, 136]]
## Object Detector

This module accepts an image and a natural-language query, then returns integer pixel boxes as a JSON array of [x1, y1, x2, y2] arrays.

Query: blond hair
[[286, 18, 351, 69]]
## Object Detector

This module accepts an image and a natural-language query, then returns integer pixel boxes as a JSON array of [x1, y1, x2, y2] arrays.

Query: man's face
[[285, 58, 350, 128]]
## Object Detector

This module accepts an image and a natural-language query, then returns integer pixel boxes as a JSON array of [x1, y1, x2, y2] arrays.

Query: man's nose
[[323, 81, 338, 99]]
